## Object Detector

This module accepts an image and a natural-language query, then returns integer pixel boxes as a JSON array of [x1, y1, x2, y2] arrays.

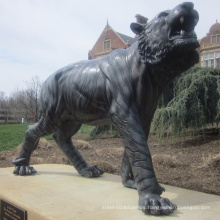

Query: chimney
[[135, 14, 148, 24]]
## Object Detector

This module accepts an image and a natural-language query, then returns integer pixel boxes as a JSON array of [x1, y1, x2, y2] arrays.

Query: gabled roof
[[104, 23, 112, 31], [103, 23, 135, 45], [116, 32, 135, 45], [88, 22, 136, 59]]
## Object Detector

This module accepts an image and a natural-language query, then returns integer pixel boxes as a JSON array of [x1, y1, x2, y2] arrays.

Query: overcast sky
[[0, 0, 219, 97]]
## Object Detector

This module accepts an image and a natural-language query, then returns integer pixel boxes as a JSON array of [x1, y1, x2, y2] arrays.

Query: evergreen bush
[[151, 67, 220, 138]]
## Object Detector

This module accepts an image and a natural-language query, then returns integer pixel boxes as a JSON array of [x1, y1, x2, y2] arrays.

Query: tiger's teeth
[[180, 16, 184, 24], [180, 30, 184, 35]]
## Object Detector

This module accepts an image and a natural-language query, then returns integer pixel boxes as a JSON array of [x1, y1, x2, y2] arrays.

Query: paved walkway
[[0, 164, 219, 220]]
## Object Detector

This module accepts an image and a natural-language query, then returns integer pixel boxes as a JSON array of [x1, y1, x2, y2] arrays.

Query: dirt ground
[[0, 129, 220, 196]]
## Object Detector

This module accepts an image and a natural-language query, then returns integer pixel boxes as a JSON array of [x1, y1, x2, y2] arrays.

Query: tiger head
[[130, 2, 200, 70]]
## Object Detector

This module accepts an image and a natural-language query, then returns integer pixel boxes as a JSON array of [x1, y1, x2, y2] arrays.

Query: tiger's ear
[[130, 23, 144, 35]]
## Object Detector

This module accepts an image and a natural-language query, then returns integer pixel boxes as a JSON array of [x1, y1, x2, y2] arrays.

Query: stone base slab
[[0, 164, 219, 220]]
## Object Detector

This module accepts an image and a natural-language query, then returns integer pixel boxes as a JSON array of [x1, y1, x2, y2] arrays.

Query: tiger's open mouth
[[168, 2, 199, 49]]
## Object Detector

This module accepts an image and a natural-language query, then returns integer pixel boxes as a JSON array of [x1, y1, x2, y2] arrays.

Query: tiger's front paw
[[13, 166, 37, 176], [139, 193, 177, 215], [79, 165, 104, 177]]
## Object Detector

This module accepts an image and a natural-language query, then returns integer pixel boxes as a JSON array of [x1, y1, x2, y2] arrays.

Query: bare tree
[[0, 92, 9, 123], [0, 91, 5, 102], [0, 92, 16, 123], [12, 75, 42, 122], [0, 76, 42, 124]]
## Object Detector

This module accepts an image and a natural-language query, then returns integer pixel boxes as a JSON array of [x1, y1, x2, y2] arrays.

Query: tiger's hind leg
[[121, 150, 165, 192], [121, 150, 137, 189], [12, 117, 59, 175], [53, 122, 104, 177]]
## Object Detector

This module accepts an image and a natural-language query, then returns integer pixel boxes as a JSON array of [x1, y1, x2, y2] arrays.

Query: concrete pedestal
[[0, 164, 219, 220]]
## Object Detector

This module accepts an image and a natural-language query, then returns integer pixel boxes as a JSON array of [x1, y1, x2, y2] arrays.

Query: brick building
[[88, 22, 135, 60], [199, 20, 220, 68]]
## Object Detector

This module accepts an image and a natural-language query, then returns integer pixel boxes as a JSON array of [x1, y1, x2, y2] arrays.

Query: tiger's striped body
[[12, 2, 199, 215]]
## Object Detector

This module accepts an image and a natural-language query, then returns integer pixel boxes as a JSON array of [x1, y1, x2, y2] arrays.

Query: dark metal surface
[[12, 2, 199, 215]]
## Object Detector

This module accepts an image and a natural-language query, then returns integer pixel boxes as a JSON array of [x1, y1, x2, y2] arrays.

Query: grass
[[77, 124, 94, 134], [43, 124, 94, 141], [0, 124, 29, 151], [0, 123, 94, 152]]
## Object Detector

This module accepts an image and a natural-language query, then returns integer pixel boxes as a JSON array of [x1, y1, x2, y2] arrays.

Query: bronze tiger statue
[[12, 2, 199, 215]]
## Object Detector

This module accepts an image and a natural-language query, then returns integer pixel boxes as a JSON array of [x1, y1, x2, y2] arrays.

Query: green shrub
[[151, 67, 220, 138]]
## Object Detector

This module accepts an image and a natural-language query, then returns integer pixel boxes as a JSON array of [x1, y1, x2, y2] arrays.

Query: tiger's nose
[[181, 2, 194, 10]]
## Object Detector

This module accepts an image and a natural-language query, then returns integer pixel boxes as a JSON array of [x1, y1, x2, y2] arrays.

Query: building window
[[204, 60, 209, 67], [210, 59, 214, 68], [204, 53, 209, 60], [216, 59, 220, 68], [216, 52, 220, 67], [104, 40, 111, 50], [212, 35, 220, 43], [210, 52, 214, 59], [216, 51, 220, 58], [203, 51, 220, 68], [212, 36, 216, 43], [210, 52, 214, 67]]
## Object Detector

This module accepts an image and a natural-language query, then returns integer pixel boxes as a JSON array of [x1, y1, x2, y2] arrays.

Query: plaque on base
[[0, 198, 27, 220]]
